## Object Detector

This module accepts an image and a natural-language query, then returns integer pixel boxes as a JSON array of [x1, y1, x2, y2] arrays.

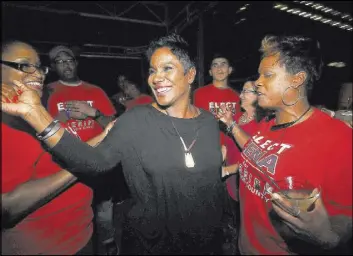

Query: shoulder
[[194, 84, 214, 94], [80, 81, 105, 91], [46, 81, 63, 93], [309, 109, 352, 157], [198, 108, 218, 126], [120, 104, 151, 121], [227, 87, 240, 97], [312, 108, 351, 137]]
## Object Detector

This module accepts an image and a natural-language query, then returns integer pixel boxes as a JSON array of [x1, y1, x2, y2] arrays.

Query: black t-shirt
[[51, 104, 224, 238]]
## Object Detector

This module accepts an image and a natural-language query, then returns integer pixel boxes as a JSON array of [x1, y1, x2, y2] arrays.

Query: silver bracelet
[[40, 122, 62, 141], [226, 120, 237, 134], [36, 119, 59, 140]]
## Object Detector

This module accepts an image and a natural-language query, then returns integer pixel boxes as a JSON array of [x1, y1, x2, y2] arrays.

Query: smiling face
[[240, 81, 258, 109], [209, 57, 232, 82], [1, 42, 45, 97], [148, 47, 196, 107]]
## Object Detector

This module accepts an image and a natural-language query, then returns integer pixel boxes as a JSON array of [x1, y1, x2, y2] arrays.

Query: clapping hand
[[216, 105, 234, 127], [65, 101, 96, 120]]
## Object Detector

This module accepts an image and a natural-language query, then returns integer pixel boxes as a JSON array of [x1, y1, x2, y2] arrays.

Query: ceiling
[[2, 1, 352, 107]]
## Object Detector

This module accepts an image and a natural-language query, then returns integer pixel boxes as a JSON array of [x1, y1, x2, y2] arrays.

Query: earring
[[281, 86, 303, 106]]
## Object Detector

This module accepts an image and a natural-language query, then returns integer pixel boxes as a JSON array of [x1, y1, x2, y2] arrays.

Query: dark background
[[2, 1, 352, 109]]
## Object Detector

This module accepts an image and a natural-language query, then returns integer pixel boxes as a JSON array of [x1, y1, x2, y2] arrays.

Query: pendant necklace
[[165, 106, 199, 168]]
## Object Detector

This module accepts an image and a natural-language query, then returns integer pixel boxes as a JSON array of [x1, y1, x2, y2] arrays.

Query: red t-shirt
[[1, 123, 93, 255], [125, 94, 154, 110], [47, 81, 116, 141], [193, 84, 241, 118], [237, 108, 352, 254], [194, 84, 241, 198], [225, 112, 262, 200]]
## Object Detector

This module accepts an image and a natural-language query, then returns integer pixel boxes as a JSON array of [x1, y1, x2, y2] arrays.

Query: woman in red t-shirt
[[1, 41, 115, 255], [223, 81, 272, 200]]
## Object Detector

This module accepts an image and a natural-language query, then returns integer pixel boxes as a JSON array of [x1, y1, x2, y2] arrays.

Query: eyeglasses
[[0, 60, 49, 75], [241, 89, 257, 94], [54, 59, 75, 65]]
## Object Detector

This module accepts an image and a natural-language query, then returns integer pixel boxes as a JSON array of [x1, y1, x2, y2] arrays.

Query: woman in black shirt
[[2, 34, 225, 254]]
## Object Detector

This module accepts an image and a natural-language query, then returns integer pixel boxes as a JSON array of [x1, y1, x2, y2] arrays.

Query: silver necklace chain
[[165, 106, 199, 168]]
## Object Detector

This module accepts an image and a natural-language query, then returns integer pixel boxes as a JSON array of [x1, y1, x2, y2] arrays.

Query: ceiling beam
[[4, 2, 166, 27]]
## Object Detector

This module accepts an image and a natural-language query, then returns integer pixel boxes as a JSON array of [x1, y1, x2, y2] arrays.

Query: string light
[[294, 1, 353, 22], [327, 62, 346, 68], [236, 4, 250, 14], [273, 3, 352, 32]]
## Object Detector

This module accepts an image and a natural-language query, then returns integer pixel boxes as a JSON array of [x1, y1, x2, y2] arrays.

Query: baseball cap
[[49, 45, 75, 61]]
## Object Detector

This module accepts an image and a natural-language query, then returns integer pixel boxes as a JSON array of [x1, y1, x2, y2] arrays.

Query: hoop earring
[[281, 86, 303, 106]]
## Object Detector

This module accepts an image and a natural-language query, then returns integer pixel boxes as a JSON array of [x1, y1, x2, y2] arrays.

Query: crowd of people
[[1, 32, 352, 255]]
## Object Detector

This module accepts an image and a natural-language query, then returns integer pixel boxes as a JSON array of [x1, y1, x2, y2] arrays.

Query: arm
[[65, 101, 116, 129], [1, 132, 107, 229], [28, 105, 124, 176], [228, 123, 251, 149], [271, 134, 352, 253], [217, 105, 250, 149], [2, 169, 76, 229], [95, 115, 116, 129], [2, 81, 125, 176]]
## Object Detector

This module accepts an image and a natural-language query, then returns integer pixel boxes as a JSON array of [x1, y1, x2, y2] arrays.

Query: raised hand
[[1, 80, 42, 119], [1, 83, 19, 103], [216, 104, 234, 127]]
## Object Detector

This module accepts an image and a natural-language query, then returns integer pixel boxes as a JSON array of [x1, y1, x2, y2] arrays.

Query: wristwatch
[[93, 109, 103, 120]]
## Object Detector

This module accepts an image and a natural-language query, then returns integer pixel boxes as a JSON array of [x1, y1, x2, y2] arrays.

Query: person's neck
[[59, 79, 81, 86], [275, 99, 312, 125], [213, 80, 229, 89], [154, 98, 195, 119], [243, 106, 256, 118]]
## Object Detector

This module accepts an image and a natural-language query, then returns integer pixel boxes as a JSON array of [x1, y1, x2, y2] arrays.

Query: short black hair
[[259, 35, 323, 94], [1, 40, 36, 56], [209, 53, 232, 67], [145, 33, 195, 74]]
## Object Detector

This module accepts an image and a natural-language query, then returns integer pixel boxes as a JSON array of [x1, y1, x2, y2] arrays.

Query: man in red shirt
[[193, 54, 241, 162], [193, 53, 241, 254], [46, 45, 118, 253], [47, 46, 116, 141], [193, 53, 240, 116]]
